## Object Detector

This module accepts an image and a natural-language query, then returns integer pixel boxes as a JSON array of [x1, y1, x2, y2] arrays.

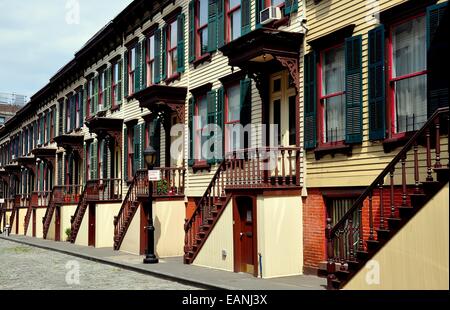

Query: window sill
[[111, 105, 121, 112], [74, 128, 82, 133], [191, 162, 211, 173], [382, 132, 416, 153], [314, 143, 352, 160], [97, 110, 107, 117], [165, 73, 181, 85], [192, 53, 212, 68]]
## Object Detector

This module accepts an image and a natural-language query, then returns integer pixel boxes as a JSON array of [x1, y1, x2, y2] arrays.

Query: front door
[[88, 204, 95, 247], [270, 71, 297, 147], [234, 196, 256, 276], [32, 209, 36, 237], [55, 206, 61, 241]]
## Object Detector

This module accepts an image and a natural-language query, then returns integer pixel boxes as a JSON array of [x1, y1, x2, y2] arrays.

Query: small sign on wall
[[148, 170, 161, 181]]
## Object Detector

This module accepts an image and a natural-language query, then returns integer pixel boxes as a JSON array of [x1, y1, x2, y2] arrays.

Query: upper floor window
[[112, 60, 122, 107], [128, 46, 137, 95], [0, 117, 5, 125], [225, 83, 241, 152], [320, 45, 345, 144], [226, 0, 241, 42], [389, 14, 427, 134], [196, 0, 209, 57], [146, 34, 155, 86], [87, 78, 94, 118], [167, 19, 179, 78], [98, 70, 107, 111], [195, 95, 208, 163]]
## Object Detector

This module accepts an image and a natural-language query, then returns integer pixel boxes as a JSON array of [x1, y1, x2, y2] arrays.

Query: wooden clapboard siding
[[303, 0, 447, 188]]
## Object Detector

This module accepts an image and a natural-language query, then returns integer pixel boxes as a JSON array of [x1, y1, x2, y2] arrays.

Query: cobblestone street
[[0, 239, 199, 290]]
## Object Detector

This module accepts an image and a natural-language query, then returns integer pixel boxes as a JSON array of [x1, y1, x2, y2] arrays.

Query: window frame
[[317, 43, 347, 146], [166, 18, 179, 79], [196, 0, 209, 58], [194, 94, 208, 165], [111, 60, 120, 108], [225, 0, 242, 43], [146, 33, 156, 87], [87, 78, 94, 119], [224, 81, 241, 153], [387, 12, 427, 139], [127, 127, 135, 180], [98, 69, 107, 111], [128, 45, 137, 96]]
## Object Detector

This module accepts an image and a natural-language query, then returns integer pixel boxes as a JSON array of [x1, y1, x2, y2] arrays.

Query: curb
[[0, 236, 227, 290]]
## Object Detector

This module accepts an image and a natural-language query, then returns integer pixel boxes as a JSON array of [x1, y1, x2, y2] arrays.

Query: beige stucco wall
[[25, 211, 33, 237], [61, 205, 77, 242], [257, 195, 303, 278], [74, 206, 89, 246], [193, 199, 234, 272], [344, 183, 449, 290], [119, 204, 142, 255], [35, 208, 45, 239], [17, 209, 25, 235], [95, 203, 121, 248], [153, 199, 185, 258], [46, 209, 56, 241]]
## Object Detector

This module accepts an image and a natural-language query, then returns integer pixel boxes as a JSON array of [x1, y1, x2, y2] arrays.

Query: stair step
[[335, 269, 351, 282], [366, 239, 380, 251], [356, 250, 369, 261], [376, 229, 391, 241], [421, 181, 442, 195], [434, 167, 449, 183], [331, 278, 342, 290], [387, 217, 402, 230], [409, 193, 427, 208], [347, 260, 361, 271], [398, 206, 414, 218]]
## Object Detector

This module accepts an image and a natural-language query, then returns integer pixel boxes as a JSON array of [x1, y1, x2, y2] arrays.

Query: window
[[128, 46, 137, 95], [98, 70, 107, 111], [320, 45, 346, 144], [0, 117, 5, 125], [86, 144, 91, 181], [389, 14, 427, 134], [195, 95, 208, 163], [196, 0, 209, 57], [225, 83, 241, 152], [87, 78, 94, 118], [127, 127, 135, 179], [75, 93, 80, 128], [167, 19, 178, 77], [112, 60, 122, 107], [226, 0, 241, 42], [50, 108, 55, 139], [146, 34, 155, 86]]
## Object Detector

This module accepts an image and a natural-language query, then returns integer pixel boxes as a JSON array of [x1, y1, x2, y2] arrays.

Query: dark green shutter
[[40, 116, 44, 145], [241, 0, 251, 36], [427, 2, 448, 116], [123, 127, 128, 181], [177, 13, 186, 73], [92, 141, 98, 180], [150, 119, 161, 167], [217, 0, 225, 48], [240, 78, 252, 148], [161, 25, 167, 81], [155, 29, 162, 83], [292, 0, 298, 13], [135, 41, 142, 93], [139, 123, 145, 169], [106, 66, 112, 109], [189, 0, 196, 63], [216, 87, 224, 162], [117, 59, 123, 105], [124, 51, 129, 98], [207, 90, 217, 165], [93, 75, 99, 114], [255, 0, 264, 29], [345, 35, 363, 144], [141, 39, 147, 89], [368, 25, 386, 141], [285, 0, 292, 15], [188, 97, 195, 167], [80, 85, 86, 125], [133, 124, 142, 173], [47, 111, 52, 142], [71, 96, 76, 130], [207, 0, 218, 53], [304, 52, 317, 150]]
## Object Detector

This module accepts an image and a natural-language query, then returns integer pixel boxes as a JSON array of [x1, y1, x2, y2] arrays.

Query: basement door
[[32, 209, 36, 237], [88, 204, 95, 247], [55, 206, 61, 242], [233, 196, 257, 276]]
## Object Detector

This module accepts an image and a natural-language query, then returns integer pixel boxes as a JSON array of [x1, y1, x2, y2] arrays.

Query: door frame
[[55, 206, 61, 242], [88, 203, 95, 247], [232, 195, 258, 277], [140, 203, 148, 255]]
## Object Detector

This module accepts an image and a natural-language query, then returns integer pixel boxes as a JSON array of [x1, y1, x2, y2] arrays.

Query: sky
[[0, 0, 133, 99]]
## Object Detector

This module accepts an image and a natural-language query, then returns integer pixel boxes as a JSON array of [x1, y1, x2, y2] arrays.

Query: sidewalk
[[0, 235, 326, 290]]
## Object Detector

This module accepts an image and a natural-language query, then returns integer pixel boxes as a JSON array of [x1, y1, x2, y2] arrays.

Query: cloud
[[0, 0, 133, 98]]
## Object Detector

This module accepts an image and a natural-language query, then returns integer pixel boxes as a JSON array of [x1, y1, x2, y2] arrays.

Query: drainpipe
[[258, 253, 263, 278]]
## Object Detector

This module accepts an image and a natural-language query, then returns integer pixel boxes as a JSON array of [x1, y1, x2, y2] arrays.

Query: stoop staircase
[[68, 181, 96, 243], [326, 107, 449, 289]]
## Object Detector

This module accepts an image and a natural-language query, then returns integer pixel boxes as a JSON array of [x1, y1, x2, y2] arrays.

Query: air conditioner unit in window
[[260, 6, 282, 25]]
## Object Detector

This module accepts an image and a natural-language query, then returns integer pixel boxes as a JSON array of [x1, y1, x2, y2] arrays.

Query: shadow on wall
[[154, 215, 162, 257]]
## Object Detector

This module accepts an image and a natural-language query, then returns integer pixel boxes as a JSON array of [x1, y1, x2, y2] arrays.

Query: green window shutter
[[304, 52, 317, 150], [80, 86, 86, 125], [216, 87, 224, 163], [188, 0, 196, 63], [117, 59, 123, 105], [135, 41, 142, 93], [217, 0, 225, 48], [285, 0, 292, 15], [292, 0, 298, 13], [40, 117, 44, 145], [255, 0, 264, 29], [151, 119, 161, 167], [368, 25, 386, 141], [188, 97, 195, 167], [427, 2, 447, 49], [93, 75, 99, 114], [207, 0, 218, 53], [154, 28, 162, 84], [426, 2, 448, 116], [207, 90, 217, 165], [71, 96, 76, 130], [177, 13, 186, 73], [345, 35, 363, 144], [139, 123, 145, 169], [141, 39, 147, 88], [133, 124, 141, 174], [240, 78, 252, 149], [123, 51, 129, 98], [241, 0, 251, 36], [92, 141, 98, 179], [123, 127, 128, 181], [39, 162, 44, 191], [161, 25, 167, 81], [106, 66, 112, 109], [48, 111, 52, 141]]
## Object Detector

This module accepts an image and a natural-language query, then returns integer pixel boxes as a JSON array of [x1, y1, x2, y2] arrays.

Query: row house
[[0, 0, 448, 288]]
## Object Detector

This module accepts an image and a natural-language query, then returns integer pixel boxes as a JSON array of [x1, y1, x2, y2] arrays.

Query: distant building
[[0, 92, 27, 125], [0, 103, 21, 125]]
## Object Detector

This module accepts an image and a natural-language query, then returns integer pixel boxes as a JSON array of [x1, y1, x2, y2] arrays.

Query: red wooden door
[[88, 204, 95, 247], [234, 196, 256, 275], [55, 207, 61, 242], [140, 204, 148, 255], [32, 209, 36, 237]]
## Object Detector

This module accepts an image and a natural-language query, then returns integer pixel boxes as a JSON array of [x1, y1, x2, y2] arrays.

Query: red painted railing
[[69, 180, 96, 243], [326, 107, 449, 289], [84, 178, 122, 201]]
